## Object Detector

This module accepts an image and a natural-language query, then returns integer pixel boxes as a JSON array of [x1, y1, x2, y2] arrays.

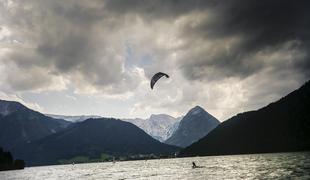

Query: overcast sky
[[0, 0, 309, 121]]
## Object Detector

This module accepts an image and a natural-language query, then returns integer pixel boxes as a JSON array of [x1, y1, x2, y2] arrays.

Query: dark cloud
[[1, 0, 128, 92], [37, 32, 94, 72], [104, 0, 198, 19], [178, 0, 310, 81], [3, 0, 309, 86], [51, 1, 105, 24], [217, 0, 310, 54], [1, 0, 309, 119]]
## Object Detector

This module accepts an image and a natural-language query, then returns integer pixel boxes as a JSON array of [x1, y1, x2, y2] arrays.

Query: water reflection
[[1, 152, 309, 179]]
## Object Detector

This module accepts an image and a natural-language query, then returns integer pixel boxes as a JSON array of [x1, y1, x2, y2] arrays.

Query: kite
[[150, 72, 169, 89]]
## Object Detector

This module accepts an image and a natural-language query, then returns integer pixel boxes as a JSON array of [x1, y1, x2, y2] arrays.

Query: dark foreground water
[[1, 152, 310, 179]]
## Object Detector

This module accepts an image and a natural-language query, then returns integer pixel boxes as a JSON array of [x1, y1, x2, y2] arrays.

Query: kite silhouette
[[150, 72, 169, 89]]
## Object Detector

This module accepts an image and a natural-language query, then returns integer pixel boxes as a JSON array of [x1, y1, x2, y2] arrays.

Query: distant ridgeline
[[0, 99, 178, 167], [13, 118, 179, 166], [0, 147, 25, 171]]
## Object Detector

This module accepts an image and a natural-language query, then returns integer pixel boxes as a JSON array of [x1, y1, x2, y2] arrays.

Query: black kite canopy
[[150, 72, 169, 89]]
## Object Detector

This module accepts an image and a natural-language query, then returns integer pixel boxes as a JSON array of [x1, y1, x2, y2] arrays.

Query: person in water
[[192, 162, 197, 168]]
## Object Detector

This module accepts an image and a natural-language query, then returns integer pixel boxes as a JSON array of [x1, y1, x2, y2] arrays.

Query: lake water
[[1, 152, 310, 179]]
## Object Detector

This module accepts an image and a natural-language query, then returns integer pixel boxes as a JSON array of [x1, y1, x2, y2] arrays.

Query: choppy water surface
[[1, 152, 310, 179]]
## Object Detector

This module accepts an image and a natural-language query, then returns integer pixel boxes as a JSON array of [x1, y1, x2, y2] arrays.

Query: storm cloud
[[176, 0, 310, 81], [0, 0, 309, 120]]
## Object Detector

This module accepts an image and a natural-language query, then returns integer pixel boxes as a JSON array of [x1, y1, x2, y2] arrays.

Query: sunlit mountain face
[[0, 0, 309, 121]]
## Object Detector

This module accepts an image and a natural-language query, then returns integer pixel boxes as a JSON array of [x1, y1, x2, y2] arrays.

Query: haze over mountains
[[165, 106, 220, 148], [180, 80, 310, 157], [46, 114, 102, 123]]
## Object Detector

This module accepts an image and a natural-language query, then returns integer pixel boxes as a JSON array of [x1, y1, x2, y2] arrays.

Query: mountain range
[[47, 114, 182, 142], [165, 106, 220, 148], [46, 108, 218, 148], [179, 80, 310, 157], [0, 99, 180, 166], [14, 118, 179, 166], [0, 100, 71, 150], [123, 114, 182, 142], [2, 80, 309, 166], [46, 108, 219, 148]]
